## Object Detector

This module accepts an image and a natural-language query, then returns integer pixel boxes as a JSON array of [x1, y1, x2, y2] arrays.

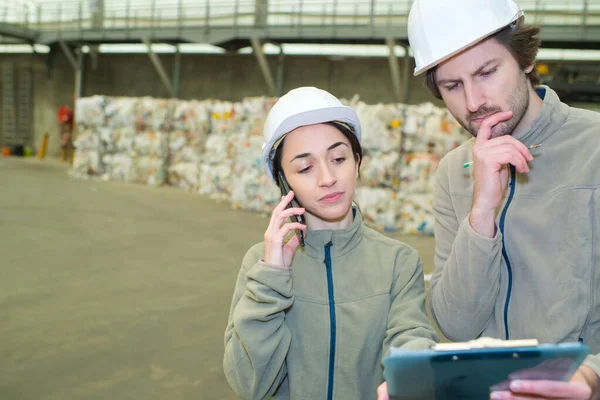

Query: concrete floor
[[0, 157, 437, 400]]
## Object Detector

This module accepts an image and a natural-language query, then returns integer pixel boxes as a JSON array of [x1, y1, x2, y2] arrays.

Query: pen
[[463, 143, 542, 168]]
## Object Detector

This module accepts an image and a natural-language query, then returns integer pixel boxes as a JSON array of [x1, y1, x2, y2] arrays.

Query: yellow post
[[38, 132, 49, 159]]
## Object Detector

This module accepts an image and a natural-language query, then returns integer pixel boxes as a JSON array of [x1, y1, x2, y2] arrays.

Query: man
[[378, 0, 600, 399]]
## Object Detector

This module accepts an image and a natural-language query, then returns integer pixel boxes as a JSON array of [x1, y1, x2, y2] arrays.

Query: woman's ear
[[355, 153, 361, 178]]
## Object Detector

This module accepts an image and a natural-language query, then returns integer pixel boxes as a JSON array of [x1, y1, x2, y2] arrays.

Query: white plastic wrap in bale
[[231, 169, 281, 213], [168, 130, 206, 164], [241, 97, 278, 135], [400, 193, 435, 236], [360, 150, 401, 189], [135, 97, 175, 132], [402, 105, 430, 153], [75, 96, 106, 128], [101, 153, 133, 182], [201, 132, 243, 164], [199, 161, 233, 202], [399, 153, 440, 194], [104, 97, 137, 129], [73, 130, 101, 151], [352, 101, 404, 152], [210, 101, 239, 135], [132, 132, 168, 158], [129, 156, 166, 186], [71, 131, 102, 178], [173, 100, 212, 133], [99, 127, 135, 155], [231, 133, 280, 213], [402, 103, 470, 155], [168, 162, 200, 191], [355, 187, 402, 232], [233, 134, 263, 168]]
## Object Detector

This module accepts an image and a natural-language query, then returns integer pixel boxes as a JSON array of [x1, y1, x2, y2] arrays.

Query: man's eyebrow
[[436, 59, 499, 85]]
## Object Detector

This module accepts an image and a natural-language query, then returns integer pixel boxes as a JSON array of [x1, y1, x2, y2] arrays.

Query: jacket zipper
[[324, 242, 336, 400], [499, 165, 517, 340], [579, 193, 597, 343]]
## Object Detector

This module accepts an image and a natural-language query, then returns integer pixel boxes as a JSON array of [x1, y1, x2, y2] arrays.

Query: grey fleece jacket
[[431, 86, 600, 375], [224, 210, 437, 400]]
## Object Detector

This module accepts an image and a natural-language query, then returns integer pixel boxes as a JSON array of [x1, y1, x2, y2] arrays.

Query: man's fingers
[[377, 382, 389, 400], [509, 380, 591, 398], [476, 145, 531, 173], [477, 135, 534, 161], [476, 111, 514, 144]]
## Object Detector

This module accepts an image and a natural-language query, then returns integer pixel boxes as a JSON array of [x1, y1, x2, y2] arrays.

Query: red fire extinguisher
[[57, 106, 74, 162]]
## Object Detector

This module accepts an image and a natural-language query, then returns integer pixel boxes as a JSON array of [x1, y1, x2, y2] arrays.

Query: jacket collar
[[300, 207, 364, 261], [512, 85, 569, 147]]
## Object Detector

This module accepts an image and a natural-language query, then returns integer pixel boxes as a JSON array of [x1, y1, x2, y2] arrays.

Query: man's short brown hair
[[425, 19, 542, 99]]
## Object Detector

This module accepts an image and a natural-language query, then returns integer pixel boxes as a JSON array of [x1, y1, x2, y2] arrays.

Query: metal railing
[[1, 0, 599, 36]]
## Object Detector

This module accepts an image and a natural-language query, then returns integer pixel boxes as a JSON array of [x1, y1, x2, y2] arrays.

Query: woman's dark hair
[[425, 19, 542, 99], [272, 122, 363, 187]]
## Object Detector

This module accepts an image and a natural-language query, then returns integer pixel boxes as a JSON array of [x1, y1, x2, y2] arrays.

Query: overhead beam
[[74, 48, 84, 100], [276, 44, 285, 96], [142, 38, 175, 97], [0, 22, 37, 42], [173, 44, 181, 98], [58, 40, 78, 70], [385, 38, 402, 102], [250, 37, 277, 96]]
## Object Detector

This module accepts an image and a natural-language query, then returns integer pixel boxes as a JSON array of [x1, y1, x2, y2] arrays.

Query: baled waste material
[[72, 95, 469, 235]]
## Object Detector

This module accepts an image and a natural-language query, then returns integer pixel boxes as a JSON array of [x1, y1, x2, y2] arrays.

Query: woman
[[223, 87, 436, 400]]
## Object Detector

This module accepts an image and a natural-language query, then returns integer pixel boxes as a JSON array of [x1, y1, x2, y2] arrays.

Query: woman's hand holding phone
[[264, 191, 307, 268]]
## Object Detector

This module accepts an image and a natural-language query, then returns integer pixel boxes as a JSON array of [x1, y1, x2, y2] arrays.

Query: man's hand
[[490, 365, 599, 400], [469, 111, 533, 238], [377, 382, 389, 400]]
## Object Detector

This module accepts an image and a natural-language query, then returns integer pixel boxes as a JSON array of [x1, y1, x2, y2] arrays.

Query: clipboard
[[384, 337, 589, 400]]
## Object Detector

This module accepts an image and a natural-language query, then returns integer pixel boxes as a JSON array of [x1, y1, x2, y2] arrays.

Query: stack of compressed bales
[[100, 97, 137, 183], [72, 96, 106, 178], [71, 130, 102, 178], [230, 97, 281, 214], [198, 101, 243, 201], [126, 97, 173, 186], [167, 100, 211, 191], [352, 100, 405, 232], [399, 103, 468, 235], [70, 94, 470, 237]]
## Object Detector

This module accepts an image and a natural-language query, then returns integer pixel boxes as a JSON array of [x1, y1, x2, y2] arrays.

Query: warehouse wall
[[0, 52, 598, 158]]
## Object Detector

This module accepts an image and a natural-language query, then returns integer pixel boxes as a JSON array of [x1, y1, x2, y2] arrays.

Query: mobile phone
[[277, 171, 305, 247]]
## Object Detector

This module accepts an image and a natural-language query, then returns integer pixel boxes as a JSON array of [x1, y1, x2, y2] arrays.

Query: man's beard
[[455, 72, 530, 138]]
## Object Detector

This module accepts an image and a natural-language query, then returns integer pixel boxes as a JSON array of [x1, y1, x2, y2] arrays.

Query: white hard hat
[[261, 87, 361, 183], [408, 0, 524, 76]]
